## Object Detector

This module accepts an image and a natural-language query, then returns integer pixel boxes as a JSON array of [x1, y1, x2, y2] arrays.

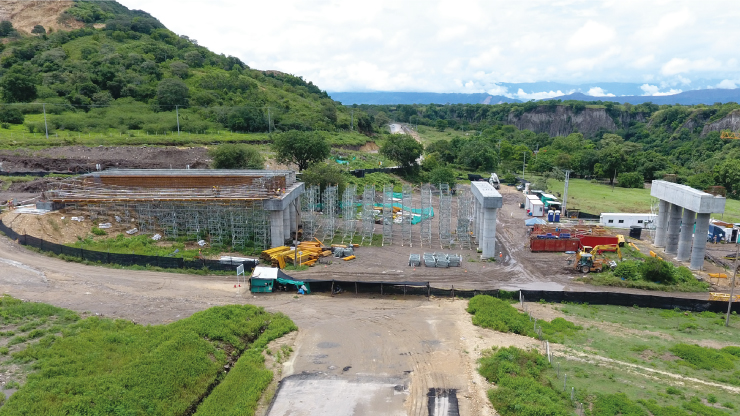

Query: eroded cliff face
[[506, 106, 644, 137], [701, 109, 740, 136]]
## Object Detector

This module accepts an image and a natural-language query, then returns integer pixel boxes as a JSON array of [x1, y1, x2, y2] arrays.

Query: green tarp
[[276, 277, 311, 294]]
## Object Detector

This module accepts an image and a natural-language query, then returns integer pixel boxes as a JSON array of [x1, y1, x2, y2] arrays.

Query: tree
[[435, 119, 448, 132], [169, 61, 189, 79], [0, 72, 37, 103], [301, 162, 347, 196], [456, 139, 497, 171], [429, 166, 457, 187], [272, 130, 330, 171], [380, 135, 423, 168], [209, 144, 264, 169], [31, 25, 46, 35], [227, 106, 267, 132], [156, 78, 189, 108], [0, 21, 13, 37], [713, 159, 740, 197], [686, 172, 715, 191], [0, 107, 24, 124], [374, 111, 390, 129], [617, 172, 644, 188]]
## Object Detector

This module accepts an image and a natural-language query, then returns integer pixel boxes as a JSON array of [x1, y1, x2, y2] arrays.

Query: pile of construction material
[[420, 253, 462, 268], [261, 239, 359, 268]]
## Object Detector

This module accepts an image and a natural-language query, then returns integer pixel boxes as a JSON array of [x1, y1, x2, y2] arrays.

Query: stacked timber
[[260, 238, 335, 268]]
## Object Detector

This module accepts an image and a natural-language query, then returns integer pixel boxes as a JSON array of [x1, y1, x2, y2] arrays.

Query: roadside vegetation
[[469, 295, 740, 415], [0, 295, 296, 415]]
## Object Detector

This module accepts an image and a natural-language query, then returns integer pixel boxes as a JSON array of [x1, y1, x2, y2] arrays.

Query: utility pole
[[522, 152, 526, 178], [350, 109, 354, 131], [175, 105, 180, 135], [267, 108, 272, 134], [726, 240, 739, 327], [562, 170, 572, 217], [43, 103, 48, 140]]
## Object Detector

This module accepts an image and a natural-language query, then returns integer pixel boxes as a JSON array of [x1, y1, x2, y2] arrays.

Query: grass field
[[0, 295, 296, 415], [524, 174, 740, 224], [470, 295, 740, 415], [0, 114, 371, 149], [414, 125, 473, 145]]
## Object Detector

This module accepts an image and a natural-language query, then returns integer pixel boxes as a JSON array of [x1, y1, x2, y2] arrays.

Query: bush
[[617, 172, 644, 188], [429, 166, 457, 187], [721, 346, 740, 357], [669, 344, 736, 371], [613, 260, 641, 281], [640, 257, 675, 284], [301, 162, 348, 196], [592, 393, 647, 416], [478, 347, 571, 416], [209, 144, 264, 169], [0, 107, 24, 124], [91, 227, 106, 236], [501, 172, 517, 184]]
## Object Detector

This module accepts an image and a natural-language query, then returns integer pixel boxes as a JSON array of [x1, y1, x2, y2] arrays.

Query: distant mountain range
[[328, 92, 521, 105], [330, 88, 740, 106]]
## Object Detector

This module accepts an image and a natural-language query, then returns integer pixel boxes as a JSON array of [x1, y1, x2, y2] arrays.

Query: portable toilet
[[547, 210, 554, 222], [554, 210, 561, 222]]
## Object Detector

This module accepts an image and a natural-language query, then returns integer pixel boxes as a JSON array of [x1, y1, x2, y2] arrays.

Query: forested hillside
[[364, 101, 740, 198], [0, 1, 371, 135]]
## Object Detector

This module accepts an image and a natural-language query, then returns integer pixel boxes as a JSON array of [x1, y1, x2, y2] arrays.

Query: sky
[[118, 0, 740, 99]]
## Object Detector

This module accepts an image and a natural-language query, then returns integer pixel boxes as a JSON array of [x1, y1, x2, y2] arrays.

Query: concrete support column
[[654, 199, 669, 247], [676, 208, 695, 261], [289, 201, 297, 234], [270, 210, 284, 248], [475, 202, 483, 249], [481, 208, 498, 258], [664, 204, 682, 255], [282, 207, 290, 240], [472, 200, 478, 239], [690, 213, 711, 270]]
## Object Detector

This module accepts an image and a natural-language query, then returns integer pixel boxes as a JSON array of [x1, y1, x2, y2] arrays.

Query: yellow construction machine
[[569, 244, 622, 273]]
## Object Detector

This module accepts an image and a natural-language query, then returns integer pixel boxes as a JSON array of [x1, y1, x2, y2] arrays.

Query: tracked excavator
[[568, 244, 622, 273]]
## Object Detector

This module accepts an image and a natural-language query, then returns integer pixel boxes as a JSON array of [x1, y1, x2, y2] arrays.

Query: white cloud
[[116, 0, 740, 92], [640, 84, 682, 96], [717, 79, 738, 89], [586, 87, 615, 97], [661, 58, 722, 75], [515, 89, 573, 100], [487, 84, 510, 96], [567, 21, 616, 50]]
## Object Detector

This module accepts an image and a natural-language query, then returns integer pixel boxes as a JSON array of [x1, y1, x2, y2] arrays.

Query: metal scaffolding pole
[[322, 185, 337, 243], [341, 185, 357, 243], [361, 185, 375, 246], [401, 184, 413, 247], [439, 183, 452, 249], [456, 186, 472, 250], [382, 184, 393, 246], [420, 183, 432, 247], [300, 185, 319, 240]]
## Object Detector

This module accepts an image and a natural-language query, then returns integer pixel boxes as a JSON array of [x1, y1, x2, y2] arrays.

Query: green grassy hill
[[0, 1, 372, 140]]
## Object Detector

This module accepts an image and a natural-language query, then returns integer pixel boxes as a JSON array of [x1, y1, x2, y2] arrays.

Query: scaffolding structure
[[48, 170, 296, 252], [420, 184, 432, 247], [439, 183, 452, 249], [361, 185, 375, 246], [300, 185, 319, 240], [456, 187, 472, 250], [382, 184, 393, 246], [341, 185, 357, 243], [322, 185, 337, 243], [401, 184, 413, 247]]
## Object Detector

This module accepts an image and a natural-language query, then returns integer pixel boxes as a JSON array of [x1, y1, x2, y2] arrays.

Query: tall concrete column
[[690, 213, 711, 270], [289, 201, 297, 234], [676, 208, 695, 261], [664, 204, 682, 255], [654, 199, 669, 247], [270, 210, 284, 248], [481, 208, 498, 258], [472, 200, 478, 239], [477, 201, 483, 248], [282, 207, 290, 240]]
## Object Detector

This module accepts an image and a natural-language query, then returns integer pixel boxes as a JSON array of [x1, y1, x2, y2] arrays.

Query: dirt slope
[[0, 1, 83, 34]]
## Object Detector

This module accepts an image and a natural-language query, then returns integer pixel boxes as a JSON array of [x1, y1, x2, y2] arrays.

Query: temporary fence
[[0, 221, 257, 273]]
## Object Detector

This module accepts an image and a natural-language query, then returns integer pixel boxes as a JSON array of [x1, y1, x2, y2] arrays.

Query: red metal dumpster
[[529, 238, 581, 252]]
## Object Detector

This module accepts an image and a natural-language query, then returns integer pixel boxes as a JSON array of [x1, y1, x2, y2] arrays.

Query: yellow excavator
[[569, 244, 622, 273]]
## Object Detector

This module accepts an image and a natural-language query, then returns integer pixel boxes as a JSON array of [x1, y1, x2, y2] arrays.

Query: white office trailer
[[530, 200, 545, 217], [525, 194, 539, 211], [600, 213, 656, 228]]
